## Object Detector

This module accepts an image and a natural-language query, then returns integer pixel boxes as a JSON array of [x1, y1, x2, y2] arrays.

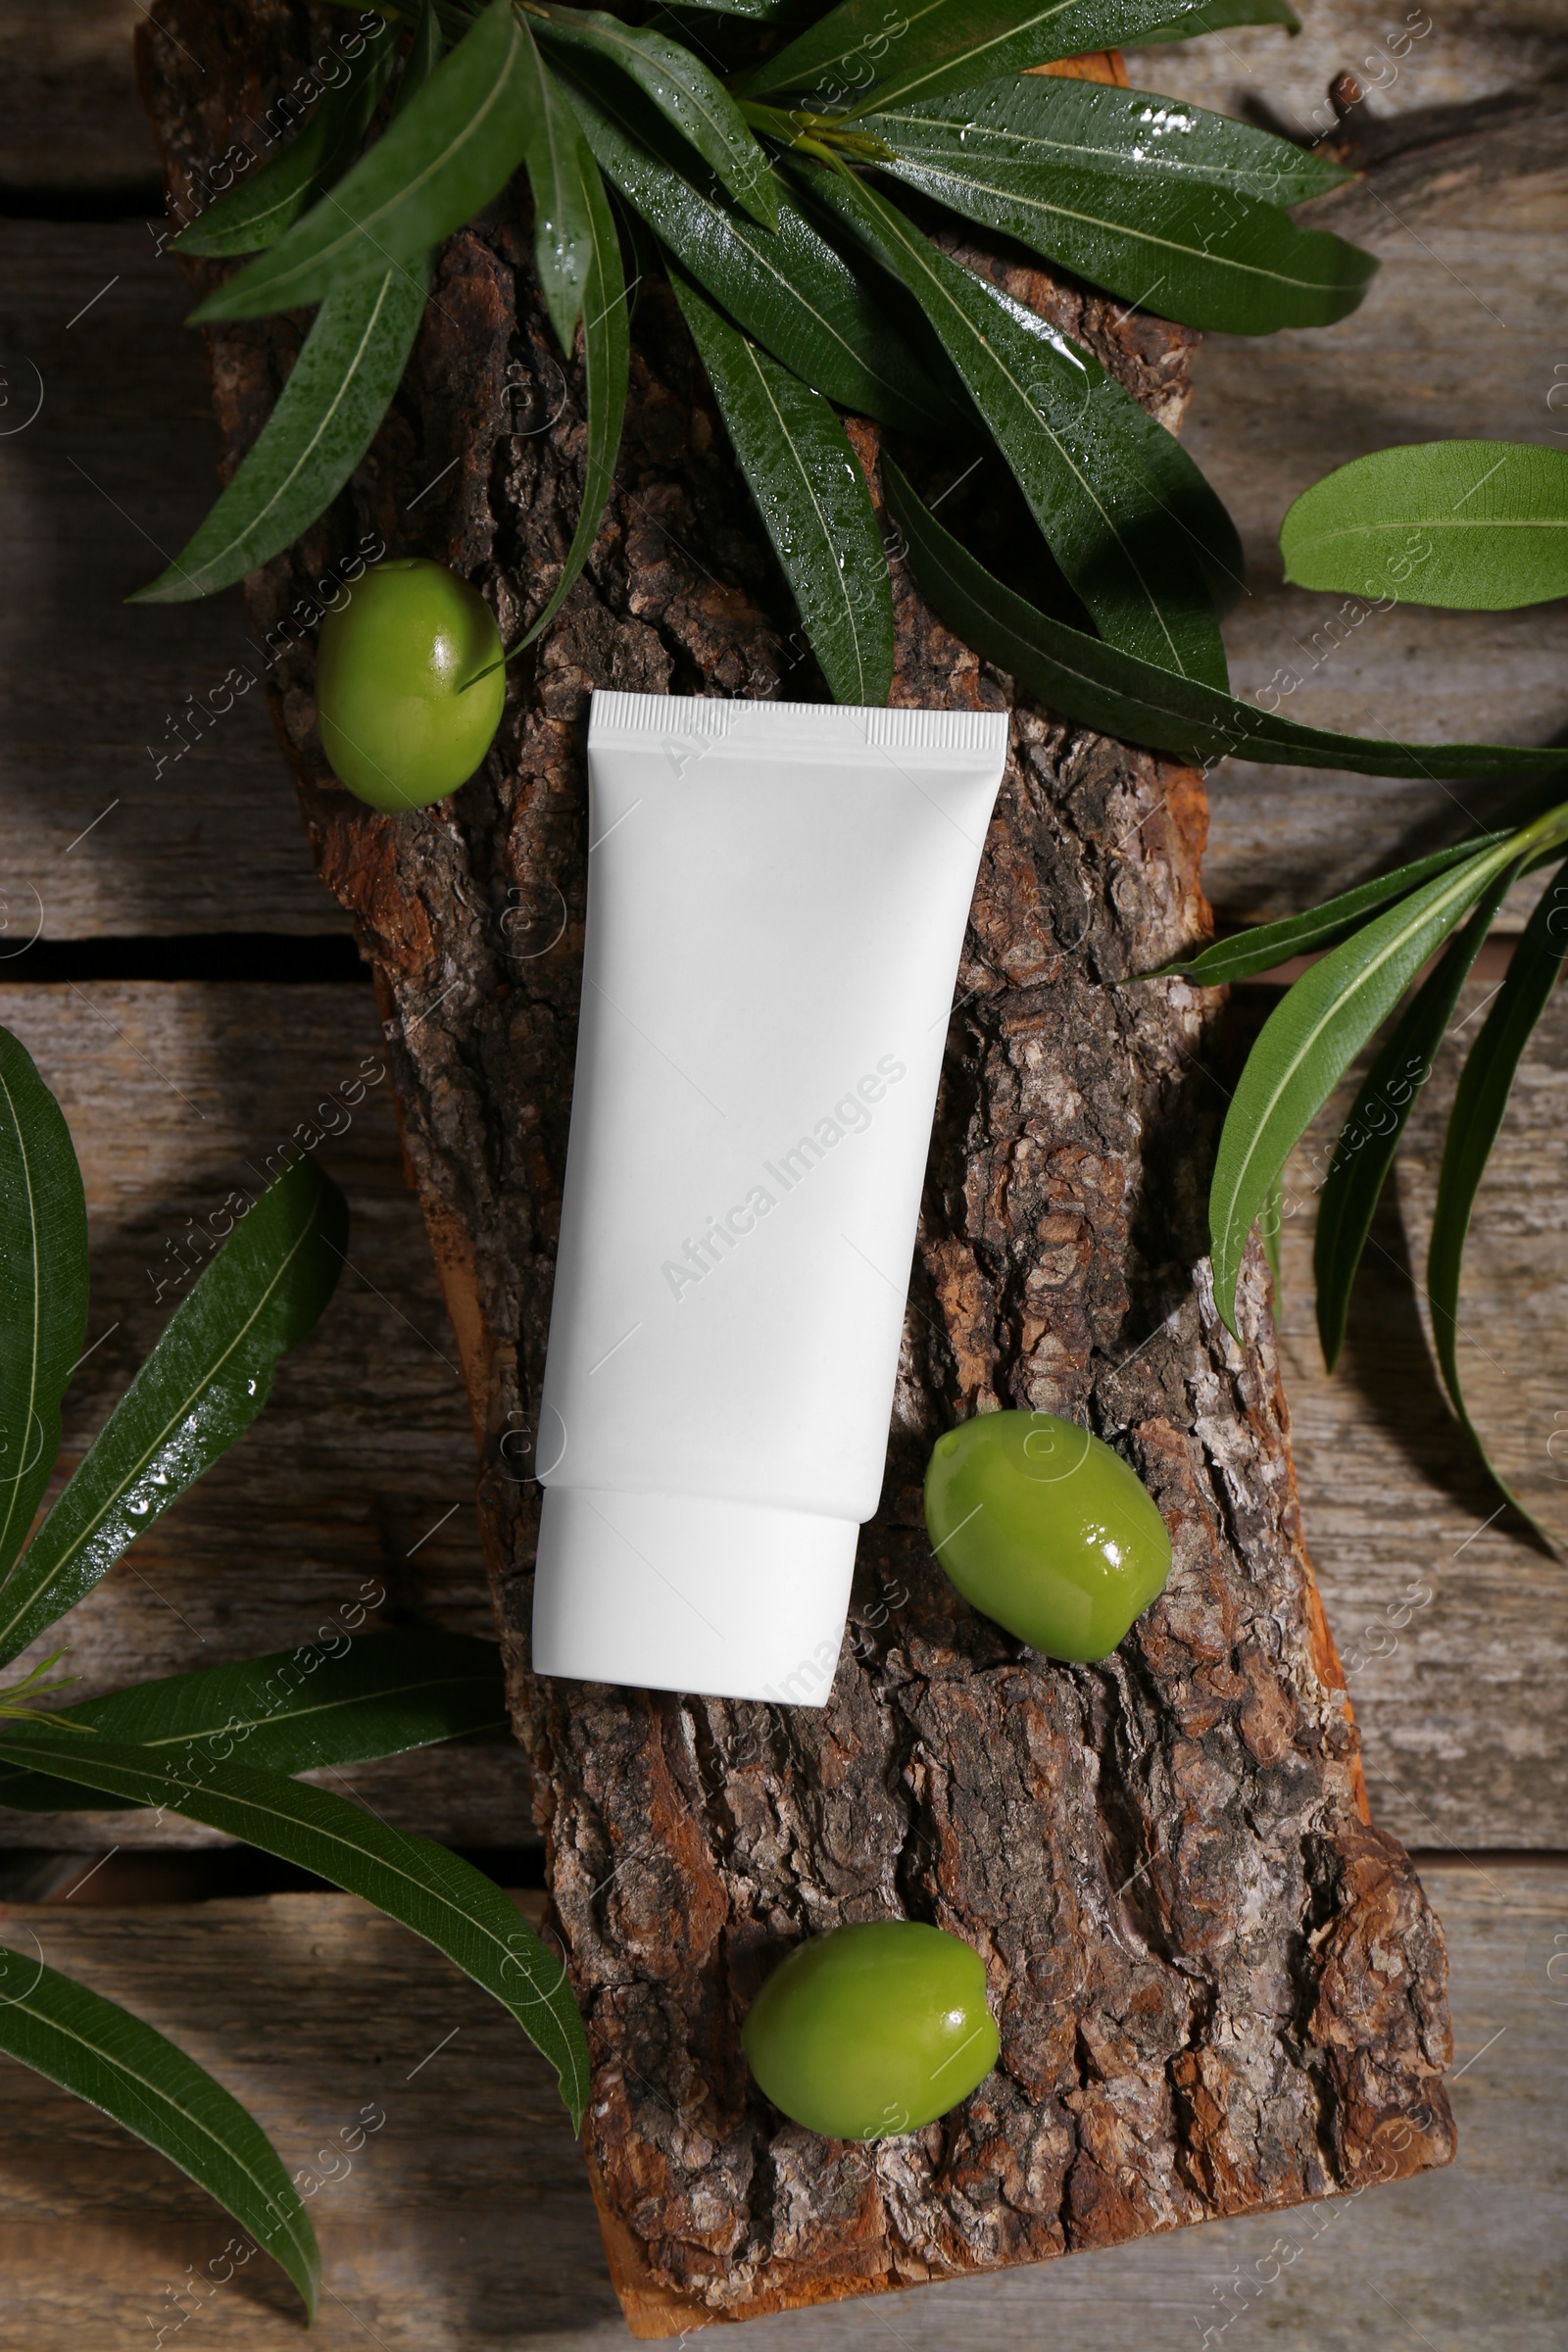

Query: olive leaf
[[1281, 439, 1568, 611], [535, 4, 781, 227], [172, 17, 398, 258], [1131, 0, 1299, 42], [1311, 859, 1524, 1372], [131, 259, 431, 603], [883, 455, 1566, 779], [1426, 856, 1568, 1546], [517, 21, 597, 353], [157, 0, 1382, 700], [0, 999, 579, 2254], [863, 122, 1375, 334], [194, 0, 535, 321], [135, 7, 447, 604], [0, 1946, 318, 2316], [738, 0, 1298, 116], [0, 1726, 590, 2133], [0, 1029, 87, 1585], [0, 1156, 346, 1671], [863, 74, 1349, 212], [565, 72, 952, 430], [669, 266, 894, 703], [0, 1629, 507, 1812], [510, 130, 629, 653], [810, 166, 1232, 680], [1207, 839, 1545, 1334], [1165, 771, 1568, 1497], [1149, 838, 1514, 985]]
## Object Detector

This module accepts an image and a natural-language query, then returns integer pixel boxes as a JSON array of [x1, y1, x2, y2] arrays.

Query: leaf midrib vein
[[1300, 516, 1568, 544]]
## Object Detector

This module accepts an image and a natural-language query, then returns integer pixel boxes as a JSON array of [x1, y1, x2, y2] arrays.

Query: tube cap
[[532, 1487, 859, 1705]]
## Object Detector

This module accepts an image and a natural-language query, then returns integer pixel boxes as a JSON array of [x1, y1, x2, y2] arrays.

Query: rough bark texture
[[141, 5, 1454, 2329]]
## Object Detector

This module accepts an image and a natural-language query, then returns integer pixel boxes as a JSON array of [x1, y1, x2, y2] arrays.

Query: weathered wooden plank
[[0, 1861, 1556, 2348], [0, 1, 159, 200], [0, 980, 534, 1849], [0, 218, 347, 938], [1179, 106, 1568, 927], [1269, 969, 1568, 1853], [1131, 3, 1568, 134]]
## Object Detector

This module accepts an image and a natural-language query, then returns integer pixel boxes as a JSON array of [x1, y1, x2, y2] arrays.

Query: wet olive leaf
[[194, 0, 533, 320], [670, 266, 894, 704], [0, 1157, 346, 1669], [132, 259, 430, 602], [172, 18, 398, 257], [510, 128, 629, 654], [517, 23, 597, 353], [136, 9, 449, 603], [1131, 0, 1299, 42], [863, 131, 1374, 334], [739, 0, 1299, 117], [565, 71, 951, 430], [864, 75, 1349, 211], [812, 167, 1232, 681], [537, 5, 780, 227]]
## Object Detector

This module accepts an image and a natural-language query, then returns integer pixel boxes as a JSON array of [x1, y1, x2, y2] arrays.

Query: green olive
[[742, 1921, 999, 2141], [924, 1410, 1171, 1663], [315, 558, 505, 811]]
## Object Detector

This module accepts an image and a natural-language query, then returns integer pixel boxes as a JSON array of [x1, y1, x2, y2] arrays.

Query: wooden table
[[0, 6, 1563, 2344]]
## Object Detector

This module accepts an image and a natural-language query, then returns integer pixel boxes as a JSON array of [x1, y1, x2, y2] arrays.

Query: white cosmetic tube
[[533, 692, 1008, 1705]]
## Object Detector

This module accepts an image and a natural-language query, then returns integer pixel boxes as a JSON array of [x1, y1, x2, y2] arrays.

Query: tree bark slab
[[140, 6, 1455, 2330]]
